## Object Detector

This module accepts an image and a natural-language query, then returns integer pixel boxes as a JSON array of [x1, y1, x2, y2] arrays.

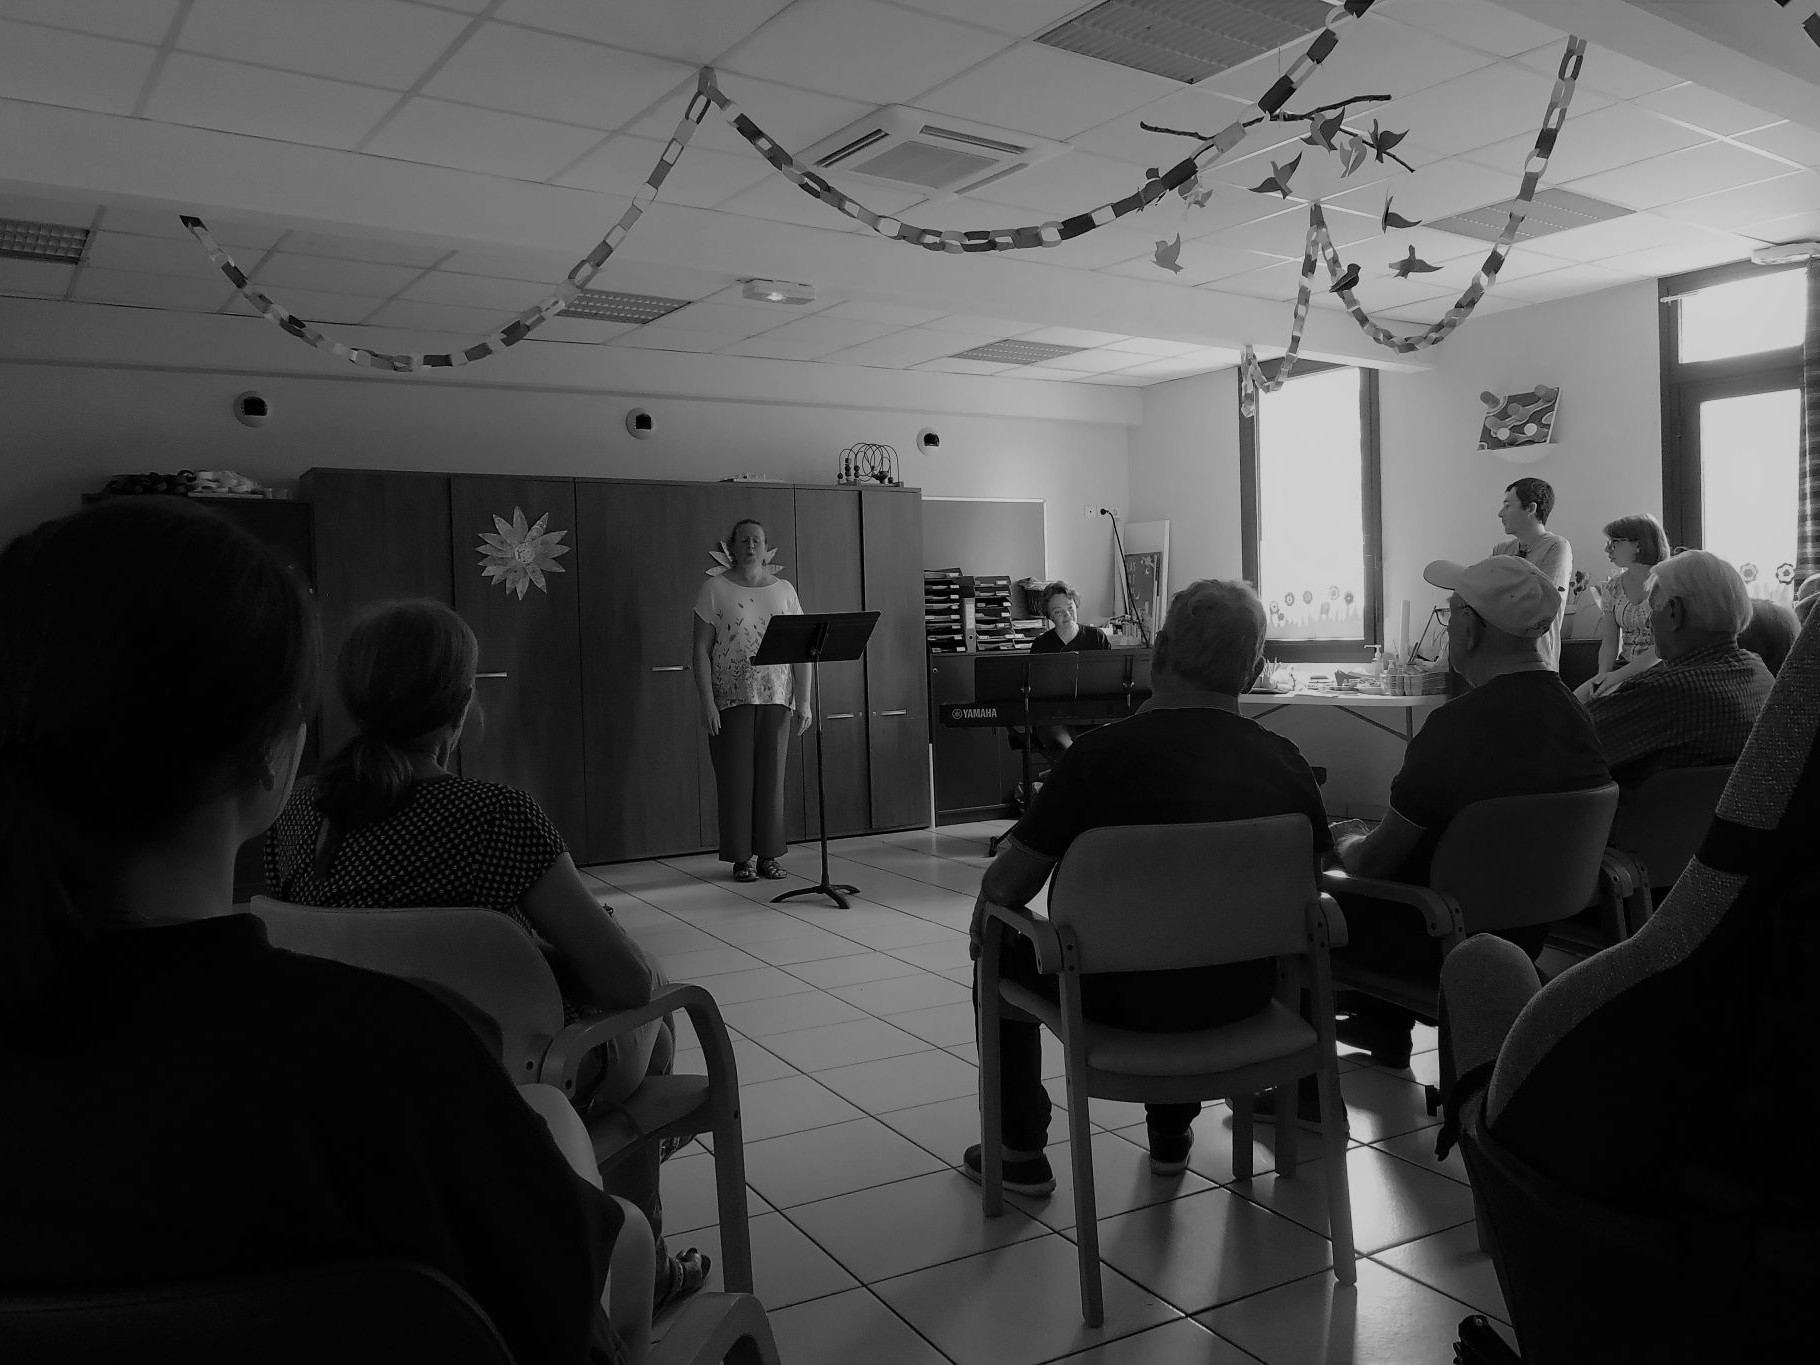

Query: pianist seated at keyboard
[[1027, 580, 1112, 756], [963, 579, 1332, 1191]]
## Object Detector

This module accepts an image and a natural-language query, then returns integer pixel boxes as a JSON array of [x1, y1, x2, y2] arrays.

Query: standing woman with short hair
[[692, 518, 812, 883]]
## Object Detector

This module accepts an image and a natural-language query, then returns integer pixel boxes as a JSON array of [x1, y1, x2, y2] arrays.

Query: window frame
[[1238, 359, 1384, 663]]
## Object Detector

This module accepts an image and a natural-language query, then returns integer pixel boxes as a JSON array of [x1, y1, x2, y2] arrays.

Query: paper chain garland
[[182, 1, 1377, 370], [1239, 36, 1589, 416]]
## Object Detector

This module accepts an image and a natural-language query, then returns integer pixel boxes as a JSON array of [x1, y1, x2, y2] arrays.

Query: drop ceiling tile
[[1658, 173, 1820, 234], [493, 0, 792, 67], [1, 0, 179, 43], [1205, 257, 1308, 302], [890, 0, 1085, 38], [1070, 83, 1288, 169], [83, 230, 254, 280], [1103, 336, 1202, 357], [442, 246, 587, 280], [0, 257, 75, 297], [913, 357, 1018, 375], [1325, 157, 1515, 224], [1377, 291, 1525, 322], [1018, 225, 1154, 270], [1019, 325, 1131, 348], [0, 192, 100, 228], [1376, 0, 1562, 57], [144, 53, 400, 150], [1113, 348, 1242, 377], [1593, 234, 1764, 277], [1632, 83, 1778, 139], [1317, 275, 1453, 313], [717, 332, 843, 360], [557, 135, 773, 208], [362, 97, 609, 180], [610, 320, 749, 351], [747, 315, 898, 350], [254, 253, 425, 296], [652, 301, 786, 336], [717, 0, 1009, 105], [921, 43, 1175, 142], [1514, 42, 1677, 100], [1738, 209, 1820, 243], [1208, 17, 1494, 106], [362, 298, 504, 334], [1105, 241, 1292, 288], [1162, 183, 1294, 241], [73, 267, 234, 311], [0, 19, 155, 114], [1362, 223, 1486, 266], [1734, 122, 1820, 169], [1029, 348, 1143, 374], [1515, 212, 1708, 265], [1206, 206, 1375, 257], [698, 282, 838, 315], [1490, 262, 1640, 302], [425, 23, 692, 131], [1074, 371, 1157, 385], [1375, 63, 1609, 158], [1566, 141, 1792, 211], [94, 207, 282, 249], [629, 73, 870, 160], [820, 299, 947, 325], [715, 175, 904, 232], [817, 329, 988, 368], [176, 0, 470, 89], [970, 149, 1151, 216], [922, 313, 1040, 336], [1461, 101, 1709, 184], [1003, 365, 1090, 382], [281, 232, 450, 268], [880, 197, 1034, 230], [582, 259, 729, 300], [521, 317, 638, 343], [401, 271, 553, 310], [222, 285, 385, 324]]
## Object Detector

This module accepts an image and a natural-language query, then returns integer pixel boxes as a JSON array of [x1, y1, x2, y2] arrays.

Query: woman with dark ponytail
[[265, 598, 708, 1312], [0, 499, 630, 1363]]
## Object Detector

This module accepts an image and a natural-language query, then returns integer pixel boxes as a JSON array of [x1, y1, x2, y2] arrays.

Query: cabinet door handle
[[475, 671, 509, 679], [825, 712, 856, 720], [877, 709, 909, 717], [650, 665, 688, 673]]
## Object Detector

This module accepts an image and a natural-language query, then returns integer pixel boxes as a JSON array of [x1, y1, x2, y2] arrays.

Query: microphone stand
[[1100, 508, 1151, 646]]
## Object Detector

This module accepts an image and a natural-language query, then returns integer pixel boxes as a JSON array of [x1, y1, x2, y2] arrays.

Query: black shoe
[[653, 1247, 711, 1314], [1247, 1079, 1349, 1137], [960, 1143, 1056, 1197], [1147, 1127, 1193, 1175], [1335, 1011, 1414, 1069]]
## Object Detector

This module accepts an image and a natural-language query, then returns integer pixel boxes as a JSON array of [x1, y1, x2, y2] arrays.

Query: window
[[1660, 261, 1809, 600], [1240, 362, 1383, 661]]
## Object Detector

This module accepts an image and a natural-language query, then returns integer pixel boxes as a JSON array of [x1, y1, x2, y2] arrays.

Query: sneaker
[[1147, 1127, 1194, 1175], [1335, 1011, 1413, 1069], [1247, 1080, 1349, 1137], [653, 1247, 711, 1314], [960, 1143, 1056, 1197]]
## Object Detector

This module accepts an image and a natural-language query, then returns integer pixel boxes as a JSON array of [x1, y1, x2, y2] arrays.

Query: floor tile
[[946, 1041, 979, 1067], [876, 1094, 988, 1164], [1050, 1317, 1258, 1364], [814, 1049, 981, 1113], [1198, 1257, 1477, 1365], [657, 1148, 770, 1235], [1114, 1105, 1333, 1186], [754, 1016, 934, 1073], [740, 931, 872, 966], [635, 926, 725, 956], [1340, 1068, 1442, 1144], [889, 937, 978, 971], [1007, 1130, 1218, 1232], [818, 908, 960, 949], [785, 1169, 1049, 1282], [832, 972, 972, 1016], [736, 1074, 868, 1141], [887, 1000, 978, 1047], [656, 945, 769, 979], [784, 950, 926, 989], [1370, 1128, 1466, 1185], [719, 990, 870, 1037], [703, 910, 829, 946], [687, 964, 819, 1005], [1093, 1186, 1339, 1312], [673, 1033, 798, 1085], [1370, 1223, 1507, 1322], [873, 1234, 1179, 1365], [678, 1209, 860, 1309], [1229, 1145, 1475, 1255], [765, 1287, 950, 1365], [743, 1116, 946, 1208]]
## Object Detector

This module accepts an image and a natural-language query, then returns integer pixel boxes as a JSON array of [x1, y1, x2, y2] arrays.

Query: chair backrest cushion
[[1610, 764, 1730, 888], [1428, 784, 1620, 932], [1046, 817, 1316, 975], [251, 898, 564, 1082]]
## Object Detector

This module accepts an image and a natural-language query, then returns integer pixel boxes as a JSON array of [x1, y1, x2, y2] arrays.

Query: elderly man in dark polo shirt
[[961, 579, 1331, 1195]]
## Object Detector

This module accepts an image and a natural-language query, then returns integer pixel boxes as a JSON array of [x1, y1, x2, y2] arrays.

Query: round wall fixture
[[625, 408, 655, 439], [233, 391, 270, 428], [915, 428, 940, 454]]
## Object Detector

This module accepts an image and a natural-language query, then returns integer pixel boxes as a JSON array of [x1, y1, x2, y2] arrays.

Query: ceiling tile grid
[[175, 0, 472, 91], [143, 53, 403, 151], [0, 0, 182, 45], [0, 18, 157, 115], [421, 22, 693, 131], [360, 97, 610, 180]]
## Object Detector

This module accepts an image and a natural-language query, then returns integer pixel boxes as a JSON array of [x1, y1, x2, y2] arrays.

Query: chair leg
[[1316, 1059, 1357, 1285], [1599, 880, 1628, 944], [1231, 1093, 1255, 1182], [710, 1106, 754, 1296], [1276, 1087, 1298, 1179], [977, 981, 1005, 1218], [1062, 1057, 1103, 1328]]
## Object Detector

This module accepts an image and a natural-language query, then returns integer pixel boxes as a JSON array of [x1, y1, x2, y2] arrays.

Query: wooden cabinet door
[[861, 488, 932, 830], [792, 489, 870, 838], [449, 477, 589, 856], [301, 469, 453, 757]]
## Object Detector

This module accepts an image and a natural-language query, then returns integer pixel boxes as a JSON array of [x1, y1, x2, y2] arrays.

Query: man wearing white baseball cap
[[1326, 553, 1608, 1067]]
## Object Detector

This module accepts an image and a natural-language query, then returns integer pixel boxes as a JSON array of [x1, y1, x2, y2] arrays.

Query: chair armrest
[[1321, 868, 1462, 939], [1313, 893, 1349, 950], [978, 900, 1065, 974], [541, 983, 739, 1099]]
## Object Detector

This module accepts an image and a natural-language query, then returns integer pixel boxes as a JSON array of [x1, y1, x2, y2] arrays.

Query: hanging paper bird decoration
[[1339, 133, 1370, 178], [1248, 152, 1301, 199], [1303, 109, 1346, 152], [1391, 246, 1441, 278], [1367, 120, 1408, 163], [1172, 173, 1214, 208], [1329, 261, 1362, 293], [1381, 194, 1422, 231], [1153, 234, 1185, 274]]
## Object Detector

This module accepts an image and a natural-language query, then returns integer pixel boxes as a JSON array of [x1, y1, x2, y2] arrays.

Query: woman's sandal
[[756, 857, 787, 880], [653, 1247, 711, 1313], [733, 859, 757, 883]]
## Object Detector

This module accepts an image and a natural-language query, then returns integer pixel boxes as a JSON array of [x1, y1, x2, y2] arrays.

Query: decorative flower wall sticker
[[706, 541, 785, 577], [477, 506, 570, 599]]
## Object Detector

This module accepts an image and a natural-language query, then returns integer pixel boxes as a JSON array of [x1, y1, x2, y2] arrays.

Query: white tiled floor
[[581, 822, 1511, 1365]]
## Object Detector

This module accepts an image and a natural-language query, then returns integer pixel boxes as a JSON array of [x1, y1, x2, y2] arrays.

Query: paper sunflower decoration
[[477, 506, 570, 599], [707, 540, 784, 577]]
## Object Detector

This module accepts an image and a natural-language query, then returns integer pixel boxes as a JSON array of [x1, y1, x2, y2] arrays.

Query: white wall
[[0, 299, 1135, 617], [1126, 365, 1244, 586]]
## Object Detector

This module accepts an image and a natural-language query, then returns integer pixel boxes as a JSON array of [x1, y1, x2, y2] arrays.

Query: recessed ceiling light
[[0, 217, 90, 264], [558, 289, 693, 324], [742, 278, 816, 305], [950, 339, 1086, 365]]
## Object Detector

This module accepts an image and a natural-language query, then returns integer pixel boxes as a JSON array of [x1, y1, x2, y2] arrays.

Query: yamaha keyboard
[[936, 649, 1153, 730], [938, 695, 1147, 728]]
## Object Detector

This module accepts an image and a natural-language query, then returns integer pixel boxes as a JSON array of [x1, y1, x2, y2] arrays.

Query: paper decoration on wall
[[1478, 386, 1561, 450], [1153, 234, 1185, 273], [1329, 262, 1362, 293], [477, 507, 570, 599], [1391, 246, 1441, 278], [1248, 153, 1302, 199], [707, 540, 783, 577], [1381, 195, 1421, 231]]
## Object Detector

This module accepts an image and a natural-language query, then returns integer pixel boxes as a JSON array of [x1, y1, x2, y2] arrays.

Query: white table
[[1238, 689, 1447, 744]]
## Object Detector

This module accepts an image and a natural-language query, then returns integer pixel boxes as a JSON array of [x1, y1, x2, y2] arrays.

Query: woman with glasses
[[1027, 581, 1111, 756], [1579, 513, 1669, 701]]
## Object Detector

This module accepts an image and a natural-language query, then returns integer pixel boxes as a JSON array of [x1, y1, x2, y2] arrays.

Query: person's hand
[[701, 704, 722, 736], [1330, 818, 1373, 842], [794, 702, 813, 735]]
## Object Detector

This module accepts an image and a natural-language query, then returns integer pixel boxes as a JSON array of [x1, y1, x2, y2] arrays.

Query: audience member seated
[[1739, 598, 1798, 677], [1583, 550, 1773, 790], [0, 499, 627, 1365], [264, 598, 705, 1312], [962, 579, 1331, 1192], [1438, 611, 1820, 1354], [1330, 556, 1609, 1067], [1026, 580, 1112, 757], [1577, 511, 1668, 700]]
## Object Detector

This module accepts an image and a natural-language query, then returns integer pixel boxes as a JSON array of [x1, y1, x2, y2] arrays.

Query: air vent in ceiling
[[1428, 189, 1632, 244], [0, 216, 90, 264], [803, 108, 1069, 196], [951, 339, 1086, 365], [1036, 0, 1338, 84], [558, 289, 692, 324]]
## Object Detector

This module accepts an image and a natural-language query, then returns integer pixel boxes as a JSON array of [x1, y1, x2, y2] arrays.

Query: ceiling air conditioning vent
[[1037, 0, 1339, 84], [803, 108, 1069, 197], [1428, 189, 1632, 244]]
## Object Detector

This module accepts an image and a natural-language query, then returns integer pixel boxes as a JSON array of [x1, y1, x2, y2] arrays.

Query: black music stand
[[753, 611, 879, 908], [976, 653, 1081, 856]]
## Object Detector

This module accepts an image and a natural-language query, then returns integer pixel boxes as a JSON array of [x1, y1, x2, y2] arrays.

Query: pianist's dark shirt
[[1029, 624, 1112, 653]]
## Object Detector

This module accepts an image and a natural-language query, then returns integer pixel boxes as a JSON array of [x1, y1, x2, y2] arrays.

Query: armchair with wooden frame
[[974, 816, 1356, 1328], [249, 898, 753, 1296]]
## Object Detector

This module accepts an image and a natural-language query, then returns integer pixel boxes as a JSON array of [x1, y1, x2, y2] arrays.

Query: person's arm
[[1583, 672, 1665, 775], [792, 660, 812, 734], [519, 853, 654, 1011], [691, 613, 721, 736], [969, 837, 1057, 957], [1595, 606, 1619, 678], [1335, 807, 1428, 879], [1540, 537, 1572, 592]]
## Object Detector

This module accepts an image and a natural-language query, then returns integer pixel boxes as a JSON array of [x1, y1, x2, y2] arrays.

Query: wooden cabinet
[[793, 489, 870, 838], [861, 488, 933, 831]]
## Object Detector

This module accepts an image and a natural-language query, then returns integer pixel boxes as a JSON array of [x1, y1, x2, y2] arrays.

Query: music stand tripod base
[[750, 609, 880, 910]]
